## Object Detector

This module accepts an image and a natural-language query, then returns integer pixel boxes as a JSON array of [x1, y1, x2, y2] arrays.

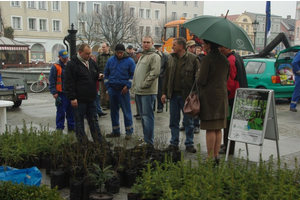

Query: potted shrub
[[88, 163, 114, 200]]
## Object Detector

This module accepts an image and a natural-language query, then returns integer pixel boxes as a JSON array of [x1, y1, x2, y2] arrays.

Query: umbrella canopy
[[182, 15, 254, 52]]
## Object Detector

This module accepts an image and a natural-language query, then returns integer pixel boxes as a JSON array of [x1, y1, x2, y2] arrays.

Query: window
[[146, 9, 151, 19], [155, 27, 160, 37], [243, 18, 248, 22], [193, 14, 198, 18], [139, 26, 144, 36], [53, 20, 61, 31], [245, 62, 266, 74], [297, 11, 300, 20], [29, 18, 37, 31], [108, 4, 114, 16], [183, 1, 188, 6], [297, 27, 299, 38], [246, 25, 249, 32], [94, 3, 101, 14], [182, 13, 187, 18], [171, 12, 177, 20], [165, 27, 177, 40], [172, 1, 177, 4], [28, 1, 36, 9], [130, 7, 135, 17], [139, 9, 144, 18], [155, 10, 160, 20], [39, 19, 47, 31], [194, 1, 198, 7], [94, 22, 100, 33], [52, 1, 60, 11], [79, 2, 85, 13], [39, 1, 46, 10], [12, 17, 21, 29], [11, 1, 20, 7], [79, 22, 86, 34], [146, 26, 151, 35]]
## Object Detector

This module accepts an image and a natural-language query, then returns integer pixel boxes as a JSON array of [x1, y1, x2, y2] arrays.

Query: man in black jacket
[[65, 43, 104, 143]]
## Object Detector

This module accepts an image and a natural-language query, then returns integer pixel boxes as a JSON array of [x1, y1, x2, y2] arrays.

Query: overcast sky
[[204, 1, 297, 19]]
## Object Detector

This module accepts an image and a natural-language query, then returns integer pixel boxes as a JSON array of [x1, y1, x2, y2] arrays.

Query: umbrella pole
[[225, 10, 229, 19]]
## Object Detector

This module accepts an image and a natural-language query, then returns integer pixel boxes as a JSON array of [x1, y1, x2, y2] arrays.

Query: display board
[[225, 88, 279, 162]]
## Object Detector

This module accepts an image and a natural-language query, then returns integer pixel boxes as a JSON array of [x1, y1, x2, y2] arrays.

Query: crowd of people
[[49, 36, 249, 163]]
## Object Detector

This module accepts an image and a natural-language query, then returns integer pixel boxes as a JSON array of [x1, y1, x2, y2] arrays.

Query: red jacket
[[227, 54, 239, 99]]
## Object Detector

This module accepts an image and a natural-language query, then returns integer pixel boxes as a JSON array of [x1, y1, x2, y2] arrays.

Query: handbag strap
[[190, 77, 199, 94]]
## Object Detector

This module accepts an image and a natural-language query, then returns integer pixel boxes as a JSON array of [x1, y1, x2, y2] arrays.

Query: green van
[[243, 46, 300, 100]]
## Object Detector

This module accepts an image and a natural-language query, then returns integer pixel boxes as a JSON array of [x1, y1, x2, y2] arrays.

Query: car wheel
[[13, 100, 22, 108], [257, 86, 266, 89]]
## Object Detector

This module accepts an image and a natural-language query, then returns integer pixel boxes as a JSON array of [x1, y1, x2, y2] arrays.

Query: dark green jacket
[[162, 51, 200, 101]]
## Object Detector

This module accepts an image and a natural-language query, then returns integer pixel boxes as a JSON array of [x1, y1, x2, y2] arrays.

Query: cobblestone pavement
[[5, 92, 300, 199]]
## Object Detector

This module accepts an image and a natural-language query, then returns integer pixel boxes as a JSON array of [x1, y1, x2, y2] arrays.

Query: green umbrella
[[182, 15, 254, 52]]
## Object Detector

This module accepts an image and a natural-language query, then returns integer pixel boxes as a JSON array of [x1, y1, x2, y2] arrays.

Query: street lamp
[[288, 28, 294, 46], [252, 19, 259, 53]]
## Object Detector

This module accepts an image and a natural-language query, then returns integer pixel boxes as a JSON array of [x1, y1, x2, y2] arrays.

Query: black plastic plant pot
[[125, 168, 137, 188], [69, 179, 83, 200], [83, 178, 97, 200], [105, 174, 120, 194], [50, 169, 66, 190], [127, 192, 141, 200]]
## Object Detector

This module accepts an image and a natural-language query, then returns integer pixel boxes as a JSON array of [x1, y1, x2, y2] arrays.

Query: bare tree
[[0, 6, 6, 33], [76, 13, 101, 46], [153, 15, 174, 43], [96, 1, 139, 50]]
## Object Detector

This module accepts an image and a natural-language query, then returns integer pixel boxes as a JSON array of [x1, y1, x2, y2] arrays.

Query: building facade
[[294, 1, 300, 46], [0, 1, 70, 63]]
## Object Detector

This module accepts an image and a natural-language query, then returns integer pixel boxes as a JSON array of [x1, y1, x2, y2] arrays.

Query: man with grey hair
[[161, 37, 200, 153]]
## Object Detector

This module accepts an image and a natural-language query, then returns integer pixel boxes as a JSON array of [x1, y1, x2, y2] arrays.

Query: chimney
[[287, 15, 291, 20]]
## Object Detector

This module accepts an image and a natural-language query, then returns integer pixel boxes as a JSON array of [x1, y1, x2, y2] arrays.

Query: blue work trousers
[[169, 94, 194, 147], [108, 88, 133, 135], [56, 93, 75, 131], [135, 94, 156, 145], [73, 101, 101, 143], [291, 75, 300, 109], [95, 92, 104, 114]]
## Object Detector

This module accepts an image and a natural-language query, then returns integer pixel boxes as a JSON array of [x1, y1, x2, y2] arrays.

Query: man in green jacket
[[132, 36, 161, 148], [161, 37, 200, 153]]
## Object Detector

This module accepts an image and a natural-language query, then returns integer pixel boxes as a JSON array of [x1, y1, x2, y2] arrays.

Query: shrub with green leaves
[[132, 154, 300, 199], [0, 181, 64, 200]]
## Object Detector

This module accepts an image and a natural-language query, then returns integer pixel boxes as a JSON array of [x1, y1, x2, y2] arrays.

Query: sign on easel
[[225, 88, 280, 163]]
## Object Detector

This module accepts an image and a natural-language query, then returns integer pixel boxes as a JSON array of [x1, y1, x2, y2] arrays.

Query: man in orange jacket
[[49, 49, 75, 132]]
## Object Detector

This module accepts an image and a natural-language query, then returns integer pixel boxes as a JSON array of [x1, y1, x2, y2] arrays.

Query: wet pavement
[[5, 92, 300, 199]]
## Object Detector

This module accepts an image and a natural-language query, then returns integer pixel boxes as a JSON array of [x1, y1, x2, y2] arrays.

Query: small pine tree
[[4, 26, 14, 39]]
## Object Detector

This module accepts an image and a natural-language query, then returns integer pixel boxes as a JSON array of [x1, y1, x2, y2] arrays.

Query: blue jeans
[[56, 93, 75, 131], [291, 74, 300, 109], [169, 94, 194, 147], [136, 94, 156, 145], [108, 88, 133, 135], [73, 102, 101, 143], [95, 92, 104, 115]]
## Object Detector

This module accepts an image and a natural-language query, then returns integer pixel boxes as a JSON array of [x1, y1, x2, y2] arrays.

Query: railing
[[1, 63, 53, 69]]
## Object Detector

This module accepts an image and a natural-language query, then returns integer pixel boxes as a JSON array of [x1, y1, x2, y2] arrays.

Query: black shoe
[[136, 115, 141, 120], [133, 114, 140, 117], [186, 145, 197, 153], [193, 127, 200, 133], [290, 107, 297, 112], [164, 145, 179, 152], [98, 112, 107, 117], [157, 109, 163, 113], [179, 126, 185, 131], [106, 132, 120, 138]]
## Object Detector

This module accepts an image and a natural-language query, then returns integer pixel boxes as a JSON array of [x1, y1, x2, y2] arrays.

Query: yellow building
[[0, 1, 70, 63]]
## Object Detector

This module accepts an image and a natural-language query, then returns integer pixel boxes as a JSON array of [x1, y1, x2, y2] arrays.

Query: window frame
[[11, 1, 21, 7], [52, 1, 61, 11], [154, 9, 160, 20], [39, 18, 48, 31], [52, 19, 61, 32], [78, 1, 86, 13], [11, 16, 22, 30], [38, 1, 47, 10], [139, 8, 144, 19], [93, 3, 101, 14], [28, 18, 37, 31], [146, 9, 151, 19], [27, 1, 36, 9]]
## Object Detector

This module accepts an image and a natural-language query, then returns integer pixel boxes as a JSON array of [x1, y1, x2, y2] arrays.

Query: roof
[[281, 18, 295, 31], [0, 36, 29, 47], [225, 15, 240, 22]]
